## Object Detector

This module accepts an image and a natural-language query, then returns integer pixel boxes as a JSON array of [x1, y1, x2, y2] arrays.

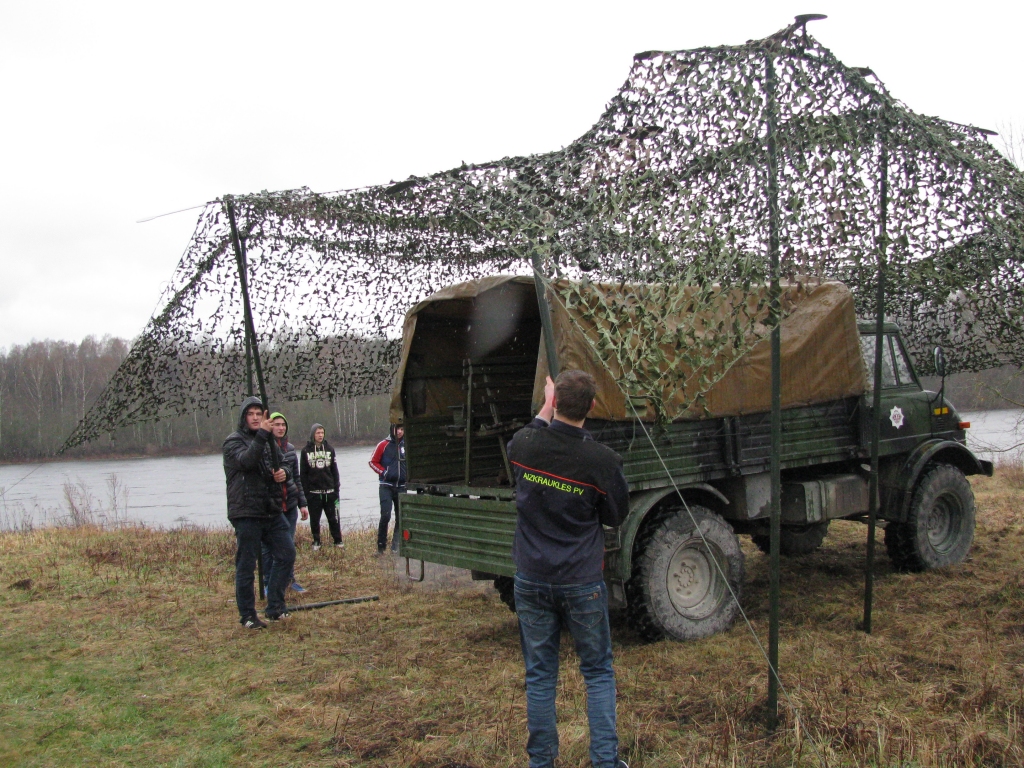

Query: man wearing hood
[[300, 423, 343, 549], [223, 396, 296, 629], [368, 424, 406, 554], [263, 412, 309, 593]]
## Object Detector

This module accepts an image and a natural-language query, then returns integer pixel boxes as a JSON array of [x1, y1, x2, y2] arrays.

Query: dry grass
[[2, 468, 1024, 767], [995, 453, 1024, 491]]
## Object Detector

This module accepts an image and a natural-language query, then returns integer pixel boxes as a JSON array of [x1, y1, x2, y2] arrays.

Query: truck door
[[859, 330, 933, 455]]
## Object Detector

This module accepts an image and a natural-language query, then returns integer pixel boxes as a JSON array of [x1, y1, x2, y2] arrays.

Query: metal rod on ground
[[764, 50, 782, 731], [531, 250, 560, 378], [864, 127, 889, 634], [286, 595, 380, 612]]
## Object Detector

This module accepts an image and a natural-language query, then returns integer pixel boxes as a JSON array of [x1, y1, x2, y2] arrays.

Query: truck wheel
[[752, 521, 830, 557], [886, 464, 975, 572], [626, 505, 743, 642], [493, 576, 516, 613]]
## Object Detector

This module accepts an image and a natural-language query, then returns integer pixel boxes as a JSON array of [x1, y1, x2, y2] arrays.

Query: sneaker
[[376, 548, 385, 556], [290, 582, 307, 594], [334, 541, 345, 549], [242, 616, 267, 630], [265, 611, 291, 621], [312, 542, 321, 551]]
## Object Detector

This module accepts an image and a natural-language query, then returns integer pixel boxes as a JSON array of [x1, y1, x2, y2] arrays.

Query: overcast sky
[[2, 1, 1021, 350]]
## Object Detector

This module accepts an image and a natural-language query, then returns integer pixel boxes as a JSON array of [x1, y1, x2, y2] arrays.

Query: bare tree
[[998, 121, 1023, 170], [22, 344, 49, 451]]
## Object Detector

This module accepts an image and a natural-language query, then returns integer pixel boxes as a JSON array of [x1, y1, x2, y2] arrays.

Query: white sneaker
[[312, 543, 321, 551]]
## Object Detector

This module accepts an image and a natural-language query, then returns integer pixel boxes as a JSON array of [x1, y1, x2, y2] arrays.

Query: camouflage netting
[[63, 17, 1024, 450]]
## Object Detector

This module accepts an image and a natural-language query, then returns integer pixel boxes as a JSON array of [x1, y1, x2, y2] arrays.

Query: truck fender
[[883, 439, 992, 523], [615, 483, 729, 579]]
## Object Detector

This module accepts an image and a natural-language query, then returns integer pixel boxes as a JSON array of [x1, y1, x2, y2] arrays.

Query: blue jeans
[[232, 515, 295, 620], [514, 573, 619, 768], [378, 485, 404, 552], [262, 507, 298, 589]]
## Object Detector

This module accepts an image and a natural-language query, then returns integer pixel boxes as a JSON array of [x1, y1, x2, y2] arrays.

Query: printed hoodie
[[300, 422, 341, 495]]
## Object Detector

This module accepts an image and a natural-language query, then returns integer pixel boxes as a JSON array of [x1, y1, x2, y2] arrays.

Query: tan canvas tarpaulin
[[391, 276, 866, 423]]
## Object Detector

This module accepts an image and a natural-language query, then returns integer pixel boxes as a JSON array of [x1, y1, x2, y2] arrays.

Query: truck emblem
[[889, 406, 905, 429]]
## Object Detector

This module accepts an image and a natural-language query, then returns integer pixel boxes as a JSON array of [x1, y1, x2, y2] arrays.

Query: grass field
[[2, 467, 1023, 767]]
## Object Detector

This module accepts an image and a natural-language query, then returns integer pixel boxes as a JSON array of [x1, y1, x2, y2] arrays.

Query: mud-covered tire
[[885, 464, 975, 572], [626, 505, 744, 642], [494, 576, 516, 613], [752, 521, 830, 557]]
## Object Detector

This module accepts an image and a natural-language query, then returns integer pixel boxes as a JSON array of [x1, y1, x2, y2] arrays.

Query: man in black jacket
[[223, 396, 296, 629], [507, 371, 630, 768]]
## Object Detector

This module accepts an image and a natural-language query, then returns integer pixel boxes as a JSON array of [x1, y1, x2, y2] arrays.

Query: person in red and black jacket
[[506, 371, 630, 768], [368, 424, 406, 554]]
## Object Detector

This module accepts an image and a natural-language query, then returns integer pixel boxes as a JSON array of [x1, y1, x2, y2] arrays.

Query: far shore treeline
[[0, 335, 1021, 463], [0, 337, 389, 462]]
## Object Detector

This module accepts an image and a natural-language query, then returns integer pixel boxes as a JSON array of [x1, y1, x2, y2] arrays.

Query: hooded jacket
[[368, 424, 406, 487], [267, 413, 307, 514], [222, 396, 292, 521], [300, 422, 341, 496]]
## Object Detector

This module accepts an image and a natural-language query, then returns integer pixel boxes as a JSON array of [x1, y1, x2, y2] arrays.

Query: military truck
[[391, 276, 992, 642]]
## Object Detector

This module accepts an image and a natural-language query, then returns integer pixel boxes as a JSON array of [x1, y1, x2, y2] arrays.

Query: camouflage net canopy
[[64, 18, 1024, 450]]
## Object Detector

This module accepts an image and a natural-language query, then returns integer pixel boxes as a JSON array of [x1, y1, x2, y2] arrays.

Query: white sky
[[2, 1, 1021, 350]]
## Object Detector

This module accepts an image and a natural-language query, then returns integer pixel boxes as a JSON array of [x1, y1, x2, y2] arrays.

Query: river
[[1, 409, 1021, 531], [0, 445, 382, 531]]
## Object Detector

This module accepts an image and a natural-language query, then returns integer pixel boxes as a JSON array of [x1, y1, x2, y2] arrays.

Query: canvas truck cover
[[390, 276, 867, 423]]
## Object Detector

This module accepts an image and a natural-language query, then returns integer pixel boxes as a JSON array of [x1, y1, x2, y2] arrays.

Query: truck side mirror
[[933, 346, 946, 378]]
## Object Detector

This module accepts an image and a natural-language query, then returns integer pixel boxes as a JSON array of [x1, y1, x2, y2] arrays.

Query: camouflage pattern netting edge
[[62, 18, 1024, 451]]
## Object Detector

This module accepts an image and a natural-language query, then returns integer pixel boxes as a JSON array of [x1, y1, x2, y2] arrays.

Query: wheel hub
[[666, 540, 727, 620], [927, 493, 961, 553]]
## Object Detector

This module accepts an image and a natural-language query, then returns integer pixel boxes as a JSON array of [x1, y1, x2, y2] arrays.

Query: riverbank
[[3, 469, 1023, 766], [0, 438, 380, 467]]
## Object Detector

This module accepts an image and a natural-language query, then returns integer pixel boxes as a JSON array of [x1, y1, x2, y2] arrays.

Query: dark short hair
[[554, 370, 597, 421]]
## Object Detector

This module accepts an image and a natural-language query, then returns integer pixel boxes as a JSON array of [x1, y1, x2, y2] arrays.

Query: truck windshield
[[860, 334, 897, 389], [891, 336, 917, 387]]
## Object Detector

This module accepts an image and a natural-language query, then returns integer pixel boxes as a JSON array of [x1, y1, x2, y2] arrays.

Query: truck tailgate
[[399, 493, 517, 575]]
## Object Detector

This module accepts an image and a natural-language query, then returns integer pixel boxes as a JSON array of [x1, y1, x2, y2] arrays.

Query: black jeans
[[232, 514, 295, 620], [308, 491, 342, 545], [377, 484, 405, 552]]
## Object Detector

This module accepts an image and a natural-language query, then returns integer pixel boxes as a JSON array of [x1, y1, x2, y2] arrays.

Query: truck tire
[[626, 505, 744, 642], [752, 521, 830, 557], [884, 464, 975, 572], [494, 576, 516, 613]]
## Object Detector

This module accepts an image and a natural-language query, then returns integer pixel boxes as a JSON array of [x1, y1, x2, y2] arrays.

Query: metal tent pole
[[863, 130, 889, 633], [245, 330, 254, 397], [225, 197, 273, 427], [532, 250, 560, 378], [765, 51, 783, 730], [225, 195, 280, 604]]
